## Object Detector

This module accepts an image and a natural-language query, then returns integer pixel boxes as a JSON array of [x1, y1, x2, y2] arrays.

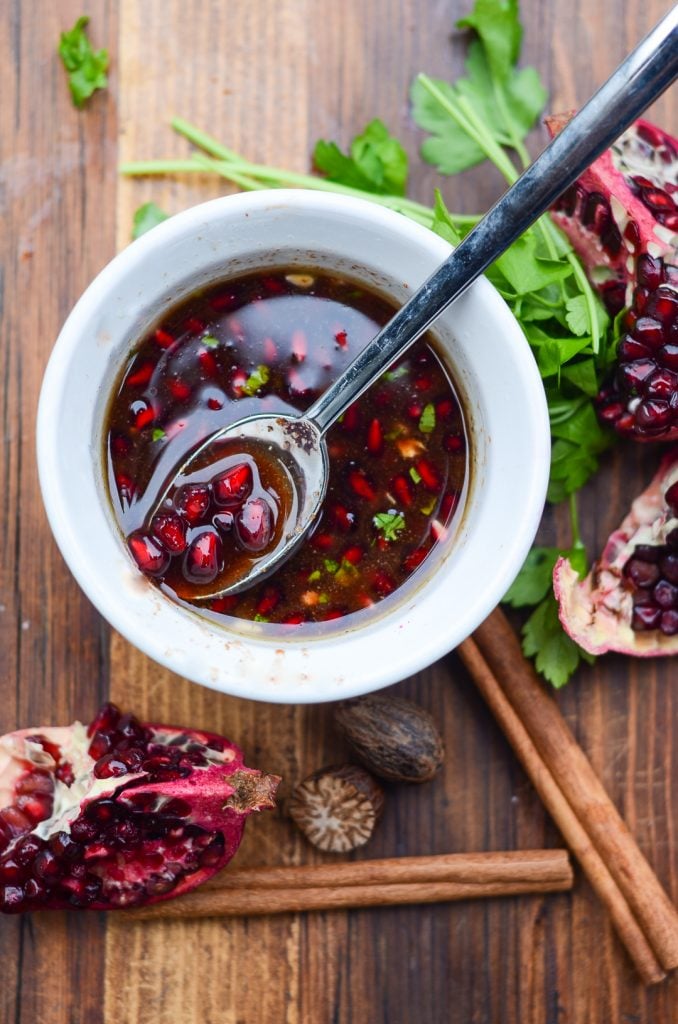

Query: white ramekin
[[37, 190, 549, 703]]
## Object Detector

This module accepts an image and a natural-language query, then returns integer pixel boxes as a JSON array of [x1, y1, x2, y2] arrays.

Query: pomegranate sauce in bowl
[[104, 268, 469, 625]]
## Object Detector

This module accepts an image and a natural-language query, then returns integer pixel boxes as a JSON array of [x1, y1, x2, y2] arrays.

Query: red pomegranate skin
[[554, 448, 678, 656], [0, 703, 279, 913]]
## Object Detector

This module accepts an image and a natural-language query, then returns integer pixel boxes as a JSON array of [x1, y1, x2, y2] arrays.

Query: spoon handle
[[305, 6, 678, 436]]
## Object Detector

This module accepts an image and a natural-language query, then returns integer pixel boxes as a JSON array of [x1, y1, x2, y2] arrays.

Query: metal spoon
[[151, 7, 677, 599]]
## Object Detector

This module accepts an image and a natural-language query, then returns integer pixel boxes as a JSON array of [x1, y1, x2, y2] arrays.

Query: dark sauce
[[105, 269, 469, 624]]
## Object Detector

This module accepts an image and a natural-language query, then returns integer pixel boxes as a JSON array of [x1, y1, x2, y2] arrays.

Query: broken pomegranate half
[[0, 703, 279, 913], [547, 116, 678, 442], [554, 449, 678, 656]]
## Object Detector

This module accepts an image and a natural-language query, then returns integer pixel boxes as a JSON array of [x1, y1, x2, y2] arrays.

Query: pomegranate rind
[[546, 113, 677, 306], [0, 709, 279, 912], [554, 450, 678, 656]]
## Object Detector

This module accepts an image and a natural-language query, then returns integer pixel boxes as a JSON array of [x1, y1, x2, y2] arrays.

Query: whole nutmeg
[[289, 764, 384, 852], [334, 695, 445, 783]]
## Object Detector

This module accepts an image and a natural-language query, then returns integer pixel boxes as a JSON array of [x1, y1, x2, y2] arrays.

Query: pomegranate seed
[[15, 770, 53, 795], [282, 612, 306, 625], [659, 344, 678, 370], [210, 291, 236, 311], [436, 398, 454, 418], [637, 254, 663, 290], [348, 469, 376, 501], [16, 794, 51, 823], [93, 754, 130, 779], [24, 878, 48, 901], [256, 587, 281, 616], [333, 505, 356, 531], [291, 330, 307, 362], [441, 491, 459, 520], [372, 570, 396, 597], [154, 328, 175, 348], [13, 835, 44, 867], [646, 369, 678, 398], [653, 579, 678, 609], [207, 396, 224, 410], [185, 317, 206, 334], [625, 558, 660, 588], [635, 399, 672, 430], [134, 403, 155, 430], [407, 402, 423, 420], [184, 530, 223, 583], [318, 609, 344, 621], [633, 317, 664, 349], [111, 434, 131, 456], [288, 368, 310, 396], [366, 418, 383, 455], [262, 275, 285, 294], [335, 329, 348, 348], [34, 849, 62, 880], [198, 350, 218, 376], [151, 510, 187, 553], [88, 731, 112, 759], [128, 532, 170, 576], [236, 499, 273, 551], [175, 483, 211, 524], [309, 531, 334, 552], [414, 375, 432, 391], [660, 609, 678, 635], [416, 458, 442, 492], [49, 832, 83, 860], [88, 703, 120, 736], [660, 553, 678, 584], [0, 858, 25, 884], [125, 361, 154, 387], [263, 337, 277, 362], [430, 519, 448, 542], [444, 433, 465, 453], [632, 605, 662, 630], [168, 379, 191, 401], [343, 545, 364, 565], [341, 403, 360, 431], [0, 885, 25, 913], [231, 369, 247, 396], [403, 547, 428, 572], [212, 463, 253, 507], [392, 475, 413, 507], [70, 819, 99, 842]]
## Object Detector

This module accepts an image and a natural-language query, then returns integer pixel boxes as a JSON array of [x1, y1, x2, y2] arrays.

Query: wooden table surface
[[1, 1, 676, 1021]]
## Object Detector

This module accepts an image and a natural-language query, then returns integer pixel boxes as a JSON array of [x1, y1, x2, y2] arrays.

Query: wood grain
[[0, 0, 676, 1021]]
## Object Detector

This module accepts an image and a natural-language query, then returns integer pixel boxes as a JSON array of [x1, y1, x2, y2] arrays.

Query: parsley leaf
[[521, 595, 592, 689], [151, 427, 166, 442], [202, 335, 219, 348], [373, 511, 406, 542], [241, 364, 270, 396], [132, 202, 169, 240], [409, 466, 422, 485], [58, 16, 109, 109], [418, 403, 436, 433], [314, 119, 408, 196]]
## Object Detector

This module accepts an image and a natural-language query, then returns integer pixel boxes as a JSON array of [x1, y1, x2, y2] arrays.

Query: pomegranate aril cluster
[[626, 482, 678, 635], [128, 460, 273, 586], [597, 270, 678, 440], [0, 703, 230, 913]]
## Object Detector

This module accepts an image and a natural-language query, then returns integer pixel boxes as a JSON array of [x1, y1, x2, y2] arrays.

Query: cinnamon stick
[[207, 849, 572, 890], [123, 876, 573, 922], [457, 637, 665, 985], [466, 607, 678, 977]]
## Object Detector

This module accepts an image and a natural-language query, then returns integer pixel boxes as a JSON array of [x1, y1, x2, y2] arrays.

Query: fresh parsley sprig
[[58, 16, 109, 109]]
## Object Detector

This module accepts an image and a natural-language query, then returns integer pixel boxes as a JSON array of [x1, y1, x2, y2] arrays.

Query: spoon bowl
[[160, 413, 328, 599]]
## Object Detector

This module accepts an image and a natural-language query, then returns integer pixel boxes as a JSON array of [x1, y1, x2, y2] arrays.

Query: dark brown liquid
[[105, 269, 469, 624]]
